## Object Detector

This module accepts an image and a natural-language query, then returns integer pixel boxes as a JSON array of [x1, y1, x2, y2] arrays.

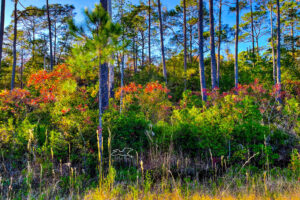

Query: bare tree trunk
[[0, 0, 5, 73], [100, 0, 109, 111], [198, 0, 207, 101], [141, 30, 145, 67], [11, 0, 17, 90], [270, 5, 276, 84], [133, 35, 137, 73], [148, 0, 151, 65], [217, 0, 222, 87], [157, 0, 167, 84], [20, 42, 24, 88], [183, 0, 187, 90], [209, 0, 217, 89], [189, 24, 192, 63], [234, 0, 239, 88], [46, 0, 53, 71], [108, 62, 114, 98], [250, 0, 255, 65], [276, 0, 281, 99], [54, 22, 57, 65], [98, 50, 103, 175], [107, 0, 114, 99], [120, 0, 125, 113], [98, 0, 109, 174]]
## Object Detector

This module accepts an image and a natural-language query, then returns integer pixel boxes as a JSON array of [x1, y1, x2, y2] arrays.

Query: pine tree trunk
[[270, 5, 276, 84], [107, 0, 114, 99], [46, 0, 53, 71], [198, 0, 207, 101], [189, 25, 192, 63], [250, 0, 255, 65], [54, 22, 57, 65], [217, 0, 222, 87], [157, 0, 167, 84], [11, 0, 17, 90], [20, 42, 24, 88], [234, 0, 239, 88], [148, 0, 151, 65], [141, 30, 145, 67], [100, 0, 109, 111], [98, 50, 103, 170], [0, 0, 5, 74], [276, 0, 281, 98], [183, 0, 187, 90], [209, 0, 217, 89], [120, 0, 125, 113]]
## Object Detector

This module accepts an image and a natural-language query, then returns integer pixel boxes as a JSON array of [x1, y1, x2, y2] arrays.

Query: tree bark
[[20, 41, 24, 88], [54, 21, 57, 65], [198, 0, 207, 101], [0, 0, 5, 73], [107, 0, 114, 99], [46, 0, 53, 71], [100, 0, 109, 111], [133, 35, 137, 73], [234, 0, 239, 88], [120, 0, 125, 113], [148, 0, 151, 65], [250, 0, 255, 64], [157, 0, 167, 84], [270, 5, 276, 84], [189, 24, 193, 63], [183, 0, 187, 90], [209, 0, 217, 89], [141, 30, 145, 67], [11, 0, 17, 90], [217, 0, 222, 87], [276, 0, 281, 98]]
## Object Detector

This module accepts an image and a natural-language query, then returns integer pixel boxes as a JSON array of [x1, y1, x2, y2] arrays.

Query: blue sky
[[4, 0, 177, 26], [3, 0, 264, 55]]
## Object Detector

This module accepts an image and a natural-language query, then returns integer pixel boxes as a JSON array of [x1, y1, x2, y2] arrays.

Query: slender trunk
[[20, 42, 24, 88], [107, 0, 114, 99], [11, 0, 17, 90], [217, 0, 222, 87], [250, 0, 255, 64], [141, 30, 145, 67], [148, 0, 151, 65], [54, 22, 57, 65], [98, 0, 109, 174], [135, 40, 138, 70], [98, 50, 103, 175], [276, 0, 281, 99], [133, 35, 137, 73], [32, 26, 35, 63], [100, 0, 109, 111], [198, 0, 207, 101], [189, 25, 192, 63], [0, 0, 5, 73], [270, 5, 276, 84], [234, 0, 239, 88], [46, 0, 53, 70], [209, 0, 217, 89], [157, 0, 167, 84], [120, 52, 124, 112], [183, 0, 187, 90], [120, 0, 124, 113], [108, 62, 114, 98]]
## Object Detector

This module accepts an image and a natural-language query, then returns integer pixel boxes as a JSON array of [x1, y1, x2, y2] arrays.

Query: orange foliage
[[27, 64, 73, 103]]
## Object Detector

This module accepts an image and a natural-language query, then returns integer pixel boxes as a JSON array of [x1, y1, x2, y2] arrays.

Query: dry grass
[[84, 186, 300, 200]]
